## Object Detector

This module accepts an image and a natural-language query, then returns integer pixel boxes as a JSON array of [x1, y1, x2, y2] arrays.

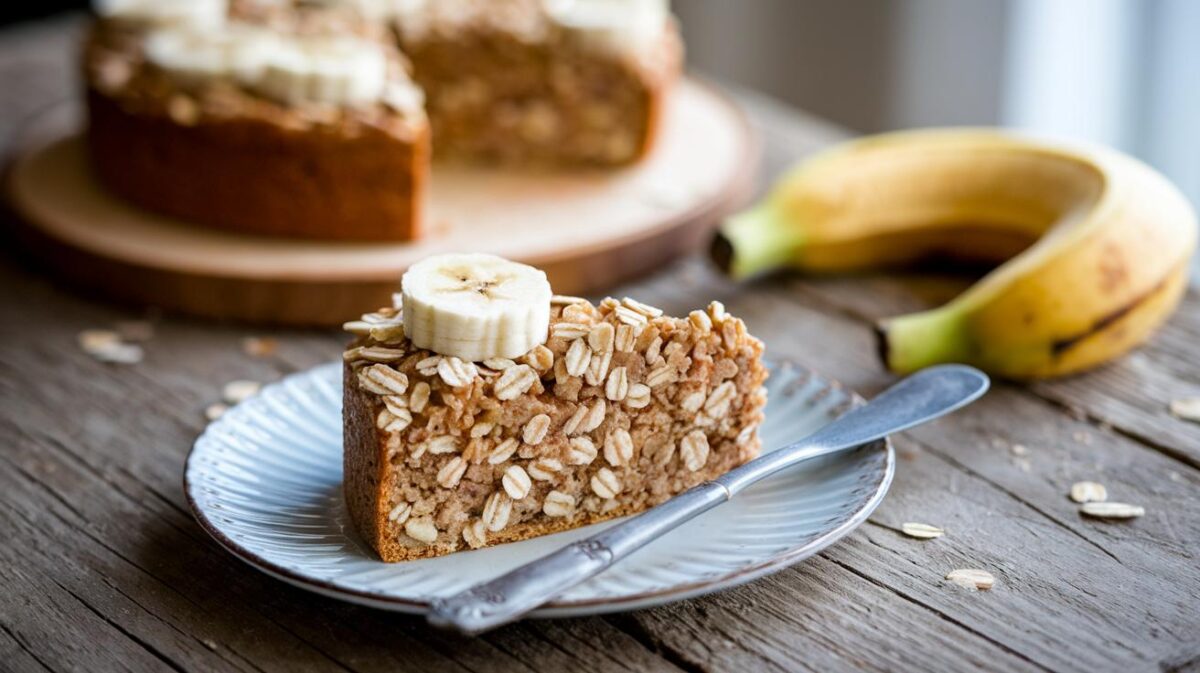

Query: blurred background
[[5, 0, 1195, 206]]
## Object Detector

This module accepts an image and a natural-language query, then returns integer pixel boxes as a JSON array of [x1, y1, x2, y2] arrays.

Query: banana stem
[[712, 202, 805, 280], [877, 307, 972, 374]]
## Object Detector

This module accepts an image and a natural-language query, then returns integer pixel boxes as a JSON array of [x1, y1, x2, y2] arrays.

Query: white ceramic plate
[[185, 360, 894, 616]]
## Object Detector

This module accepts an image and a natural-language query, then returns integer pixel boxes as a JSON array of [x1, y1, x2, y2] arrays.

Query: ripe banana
[[143, 24, 388, 107], [402, 254, 552, 362], [95, 0, 228, 29], [712, 129, 1197, 379]]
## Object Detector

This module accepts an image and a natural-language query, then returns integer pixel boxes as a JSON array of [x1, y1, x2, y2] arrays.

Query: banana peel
[[711, 129, 1198, 380]]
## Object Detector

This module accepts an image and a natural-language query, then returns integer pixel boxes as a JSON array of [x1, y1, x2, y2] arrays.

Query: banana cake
[[83, 0, 682, 241], [85, 0, 430, 241], [342, 254, 768, 561]]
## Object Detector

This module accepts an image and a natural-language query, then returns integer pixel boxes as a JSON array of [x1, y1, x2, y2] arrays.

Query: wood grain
[[1, 14, 1197, 673]]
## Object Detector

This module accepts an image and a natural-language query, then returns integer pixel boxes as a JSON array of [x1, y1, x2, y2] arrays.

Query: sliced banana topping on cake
[[95, 0, 228, 29], [542, 0, 670, 52], [144, 24, 281, 86], [252, 35, 388, 106], [143, 23, 390, 107], [402, 254, 552, 362]]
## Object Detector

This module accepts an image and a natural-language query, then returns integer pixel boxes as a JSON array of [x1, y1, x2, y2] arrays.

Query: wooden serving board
[[4, 79, 756, 325]]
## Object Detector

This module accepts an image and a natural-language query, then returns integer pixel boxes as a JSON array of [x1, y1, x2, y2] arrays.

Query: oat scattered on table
[[1168, 397, 1200, 423], [78, 329, 144, 364], [945, 568, 994, 591], [205, 403, 229, 421], [1010, 443, 1029, 456], [242, 336, 279, 358], [1069, 481, 1107, 504], [1080, 502, 1144, 520], [222, 380, 261, 404], [901, 522, 944, 539]]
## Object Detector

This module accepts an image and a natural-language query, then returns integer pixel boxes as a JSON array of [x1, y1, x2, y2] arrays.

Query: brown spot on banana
[[1050, 271, 1173, 357]]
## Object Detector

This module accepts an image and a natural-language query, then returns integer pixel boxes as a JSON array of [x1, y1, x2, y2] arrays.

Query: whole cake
[[83, 0, 683, 241], [342, 254, 768, 561]]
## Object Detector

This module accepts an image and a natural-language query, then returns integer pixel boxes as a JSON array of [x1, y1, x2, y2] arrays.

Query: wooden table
[[3, 16, 1198, 673]]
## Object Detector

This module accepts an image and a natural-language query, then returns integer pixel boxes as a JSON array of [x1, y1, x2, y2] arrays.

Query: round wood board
[[4, 80, 757, 326]]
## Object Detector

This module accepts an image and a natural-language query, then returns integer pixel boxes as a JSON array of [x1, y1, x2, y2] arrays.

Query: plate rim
[[184, 359, 895, 616]]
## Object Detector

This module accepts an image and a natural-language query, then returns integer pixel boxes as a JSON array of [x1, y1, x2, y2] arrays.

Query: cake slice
[[393, 0, 682, 165], [85, 0, 429, 241], [343, 254, 767, 561]]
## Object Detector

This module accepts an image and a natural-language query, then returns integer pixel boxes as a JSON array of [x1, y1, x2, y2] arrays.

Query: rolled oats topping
[[487, 437, 520, 464], [358, 346, 407, 363], [680, 390, 706, 413], [527, 457, 563, 481], [553, 322, 591, 339], [565, 338, 592, 376], [645, 364, 676, 388], [588, 322, 615, 353], [523, 414, 552, 445], [437, 456, 468, 488], [502, 465, 533, 499], [614, 304, 648, 327], [523, 344, 555, 372], [625, 383, 651, 409], [689, 309, 713, 333], [416, 355, 443, 375], [551, 294, 588, 305], [409, 381, 431, 413], [614, 324, 636, 352], [494, 364, 538, 400], [483, 491, 513, 531], [438, 356, 479, 387], [387, 501, 412, 524], [704, 381, 737, 418], [708, 301, 728, 323], [621, 297, 663, 318], [563, 404, 589, 435], [591, 467, 622, 499], [585, 350, 612, 386], [567, 437, 598, 465], [405, 516, 439, 544], [425, 435, 460, 455], [644, 336, 663, 365], [605, 366, 629, 401], [680, 430, 709, 471], [359, 364, 409, 395], [462, 519, 488, 548], [604, 428, 634, 466], [543, 490, 576, 517], [482, 357, 516, 371], [581, 399, 607, 432]]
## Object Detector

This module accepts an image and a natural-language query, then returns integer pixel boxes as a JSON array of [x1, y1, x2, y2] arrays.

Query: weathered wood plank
[[0, 263, 685, 673], [614, 261, 1200, 672]]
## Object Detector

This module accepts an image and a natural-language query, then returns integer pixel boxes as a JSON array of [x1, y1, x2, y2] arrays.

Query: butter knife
[[428, 364, 989, 634]]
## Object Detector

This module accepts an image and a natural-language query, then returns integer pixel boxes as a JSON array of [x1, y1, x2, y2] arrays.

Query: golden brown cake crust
[[342, 297, 768, 562]]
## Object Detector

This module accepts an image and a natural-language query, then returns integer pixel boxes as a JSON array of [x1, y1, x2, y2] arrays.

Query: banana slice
[[251, 35, 388, 106], [95, 0, 228, 29], [402, 254, 552, 362], [143, 24, 389, 107], [143, 23, 281, 86]]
